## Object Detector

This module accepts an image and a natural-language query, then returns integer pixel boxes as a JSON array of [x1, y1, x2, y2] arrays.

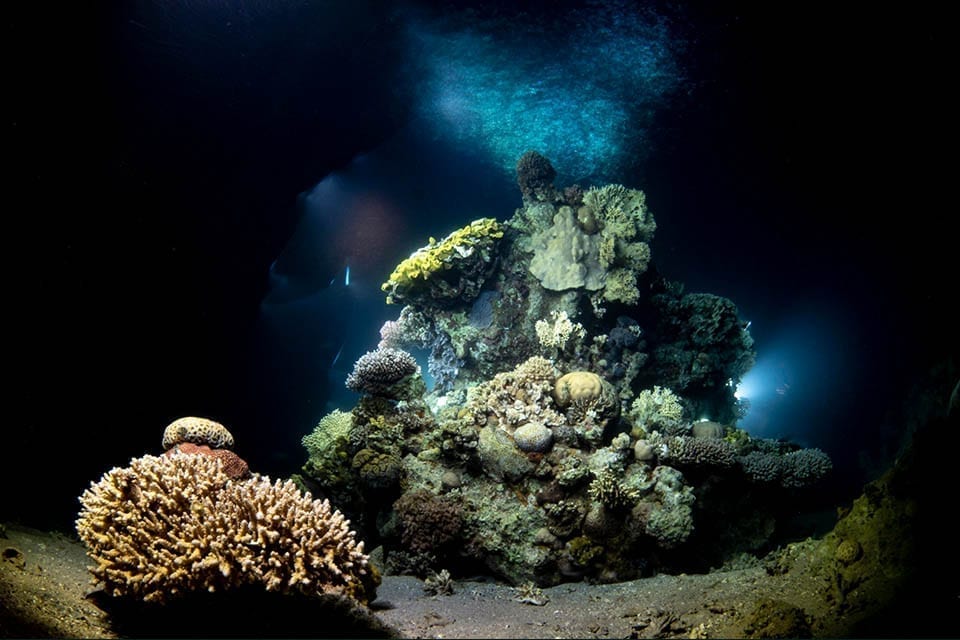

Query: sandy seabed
[[0, 519, 906, 640]]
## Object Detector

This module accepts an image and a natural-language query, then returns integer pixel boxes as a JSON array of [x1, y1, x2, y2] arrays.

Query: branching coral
[[535, 309, 586, 351], [76, 453, 376, 604], [629, 386, 686, 436], [346, 347, 421, 399]]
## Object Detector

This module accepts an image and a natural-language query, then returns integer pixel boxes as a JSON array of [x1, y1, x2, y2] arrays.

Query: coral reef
[[76, 453, 377, 605], [295, 153, 831, 587]]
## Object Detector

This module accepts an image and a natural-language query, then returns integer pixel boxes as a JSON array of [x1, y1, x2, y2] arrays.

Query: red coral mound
[[164, 442, 250, 479]]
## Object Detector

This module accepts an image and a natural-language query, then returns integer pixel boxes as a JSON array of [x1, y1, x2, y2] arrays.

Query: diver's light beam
[[400, 1, 686, 183]]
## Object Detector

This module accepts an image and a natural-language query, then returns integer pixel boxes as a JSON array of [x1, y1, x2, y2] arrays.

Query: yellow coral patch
[[381, 218, 503, 294], [553, 371, 603, 407]]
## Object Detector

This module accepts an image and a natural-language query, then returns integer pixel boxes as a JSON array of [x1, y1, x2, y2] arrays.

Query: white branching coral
[[76, 453, 376, 604], [629, 385, 686, 436], [535, 309, 586, 351]]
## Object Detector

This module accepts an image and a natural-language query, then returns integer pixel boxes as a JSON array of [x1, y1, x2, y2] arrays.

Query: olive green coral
[[351, 447, 402, 489], [301, 410, 353, 485], [381, 217, 504, 307]]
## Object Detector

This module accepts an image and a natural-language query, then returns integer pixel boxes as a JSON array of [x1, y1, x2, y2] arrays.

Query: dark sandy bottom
[[0, 520, 906, 639]]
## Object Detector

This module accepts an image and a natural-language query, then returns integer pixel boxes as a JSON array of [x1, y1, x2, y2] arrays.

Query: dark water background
[[8, 1, 954, 534]]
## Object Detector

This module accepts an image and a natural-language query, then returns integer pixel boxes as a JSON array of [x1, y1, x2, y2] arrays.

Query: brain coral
[[553, 371, 603, 407], [162, 416, 235, 450], [76, 453, 376, 604]]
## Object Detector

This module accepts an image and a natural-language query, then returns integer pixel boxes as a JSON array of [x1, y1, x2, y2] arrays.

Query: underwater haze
[[8, 0, 956, 593]]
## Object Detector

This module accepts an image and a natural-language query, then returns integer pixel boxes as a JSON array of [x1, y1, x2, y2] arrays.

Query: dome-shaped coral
[[513, 421, 553, 453], [161, 416, 235, 450], [553, 371, 603, 407]]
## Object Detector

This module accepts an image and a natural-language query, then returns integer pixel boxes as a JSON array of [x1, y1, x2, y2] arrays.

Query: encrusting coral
[[381, 217, 504, 308], [76, 452, 377, 605]]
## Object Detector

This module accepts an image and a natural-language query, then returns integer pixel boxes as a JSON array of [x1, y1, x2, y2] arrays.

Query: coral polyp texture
[[161, 416, 235, 450], [76, 453, 377, 605], [345, 347, 421, 399], [299, 153, 831, 586]]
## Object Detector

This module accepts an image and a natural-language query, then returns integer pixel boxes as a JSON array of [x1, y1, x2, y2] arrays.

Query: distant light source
[[401, 1, 686, 183]]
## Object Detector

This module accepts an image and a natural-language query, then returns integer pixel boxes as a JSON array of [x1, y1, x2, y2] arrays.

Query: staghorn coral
[[780, 447, 833, 488], [162, 416, 235, 450], [346, 347, 421, 398], [738, 451, 783, 484], [737, 447, 833, 487], [75, 453, 376, 605]]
